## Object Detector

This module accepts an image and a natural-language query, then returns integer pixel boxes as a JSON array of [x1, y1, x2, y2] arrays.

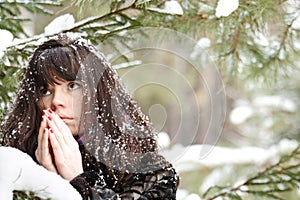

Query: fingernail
[[48, 115, 52, 121], [47, 108, 53, 114], [49, 128, 53, 133], [42, 110, 45, 115], [41, 116, 44, 122]]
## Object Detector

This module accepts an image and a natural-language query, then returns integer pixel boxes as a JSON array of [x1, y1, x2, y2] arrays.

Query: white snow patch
[[292, 15, 300, 30], [199, 165, 235, 193], [196, 37, 211, 49], [156, 131, 171, 150], [148, 0, 183, 15], [230, 105, 254, 124], [44, 14, 75, 35], [176, 189, 189, 200], [0, 147, 82, 200], [186, 193, 202, 200], [0, 29, 14, 59], [177, 189, 202, 200], [254, 32, 269, 47], [113, 60, 142, 70], [253, 95, 297, 112], [190, 37, 211, 60], [160, 139, 298, 172], [215, 0, 239, 18]]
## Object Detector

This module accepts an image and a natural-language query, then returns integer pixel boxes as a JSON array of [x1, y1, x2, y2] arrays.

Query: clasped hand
[[35, 109, 83, 181]]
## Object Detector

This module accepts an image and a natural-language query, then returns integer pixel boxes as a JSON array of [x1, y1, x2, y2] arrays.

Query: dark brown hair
[[1, 34, 158, 176]]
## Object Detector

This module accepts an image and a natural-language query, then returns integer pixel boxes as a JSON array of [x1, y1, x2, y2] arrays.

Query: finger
[[49, 128, 83, 181], [47, 109, 75, 143], [47, 115, 68, 147], [38, 115, 47, 145], [41, 128, 51, 160], [36, 115, 47, 162], [53, 113, 74, 141], [37, 128, 57, 172], [49, 129, 64, 166], [43, 129, 59, 173], [48, 113, 75, 146]]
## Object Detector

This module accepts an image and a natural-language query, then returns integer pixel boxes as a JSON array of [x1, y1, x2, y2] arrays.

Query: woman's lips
[[58, 115, 74, 122]]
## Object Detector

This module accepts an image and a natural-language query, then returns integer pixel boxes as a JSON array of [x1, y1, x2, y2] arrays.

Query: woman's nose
[[51, 90, 66, 109]]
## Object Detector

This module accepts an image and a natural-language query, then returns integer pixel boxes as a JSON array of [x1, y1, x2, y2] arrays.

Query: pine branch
[[66, 3, 136, 33], [0, 0, 62, 14], [0, 0, 299, 110], [0, 0, 63, 37], [275, 11, 300, 59], [127, 0, 300, 84], [202, 145, 300, 200], [0, 0, 147, 114], [13, 190, 44, 200], [2, 0, 139, 50]]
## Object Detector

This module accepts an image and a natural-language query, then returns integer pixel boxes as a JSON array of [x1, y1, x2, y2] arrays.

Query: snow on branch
[[201, 143, 300, 200], [147, 0, 184, 15], [0, 147, 82, 200], [215, 0, 239, 18]]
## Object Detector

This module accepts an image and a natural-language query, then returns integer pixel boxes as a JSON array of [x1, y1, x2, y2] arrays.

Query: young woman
[[0, 34, 179, 199]]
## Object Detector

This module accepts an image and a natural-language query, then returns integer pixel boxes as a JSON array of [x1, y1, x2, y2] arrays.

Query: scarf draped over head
[[1, 33, 162, 177]]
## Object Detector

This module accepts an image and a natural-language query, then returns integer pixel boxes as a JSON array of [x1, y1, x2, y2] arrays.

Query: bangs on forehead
[[35, 46, 80, 87]]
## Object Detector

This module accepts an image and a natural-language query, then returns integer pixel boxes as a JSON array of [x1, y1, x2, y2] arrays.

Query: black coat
[[70, 143, 179, 200]]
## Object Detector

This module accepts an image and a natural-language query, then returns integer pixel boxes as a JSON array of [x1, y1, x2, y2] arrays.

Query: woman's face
[[39, 79, 83, 136]]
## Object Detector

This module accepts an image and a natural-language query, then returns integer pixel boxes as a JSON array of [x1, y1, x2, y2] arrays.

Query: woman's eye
[[68, 82, 82, 90], [40, 88, 51, 96]]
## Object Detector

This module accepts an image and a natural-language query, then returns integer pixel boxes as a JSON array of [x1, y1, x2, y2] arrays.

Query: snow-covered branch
[[0, 147, 82, 200]]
